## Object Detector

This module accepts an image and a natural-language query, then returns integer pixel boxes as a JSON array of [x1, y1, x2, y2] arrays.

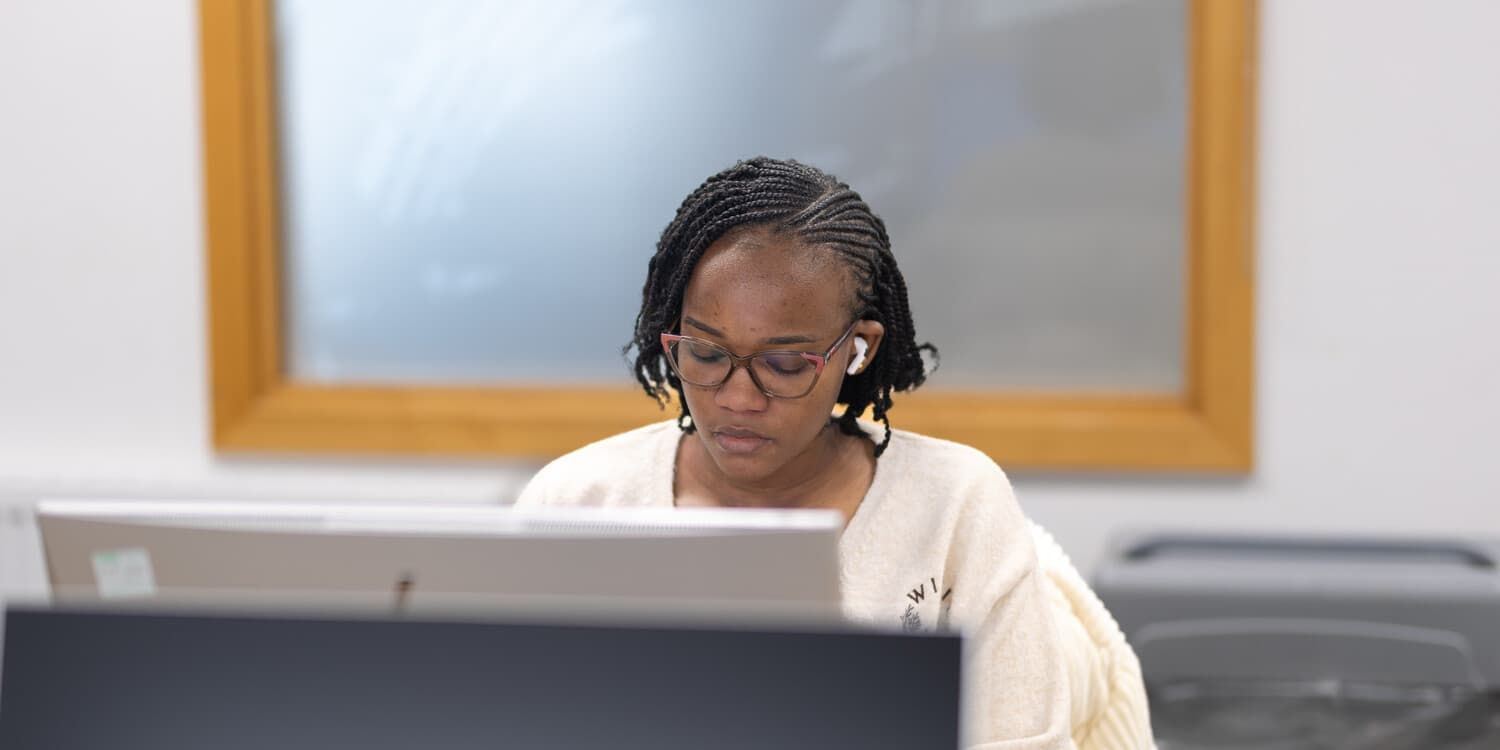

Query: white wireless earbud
[[846, 337, 869, 375]]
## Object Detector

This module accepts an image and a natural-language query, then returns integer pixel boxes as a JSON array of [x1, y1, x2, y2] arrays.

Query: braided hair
[[627, 157, 936, 457]]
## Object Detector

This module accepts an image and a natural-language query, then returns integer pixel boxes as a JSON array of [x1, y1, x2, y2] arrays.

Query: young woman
[[517, 157, 1149, 748]]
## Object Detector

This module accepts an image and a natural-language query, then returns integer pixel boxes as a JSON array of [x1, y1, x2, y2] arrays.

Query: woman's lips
[[712, 428, 770, 454]]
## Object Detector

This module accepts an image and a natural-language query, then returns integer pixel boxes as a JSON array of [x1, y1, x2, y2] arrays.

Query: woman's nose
[[713, 363, 769, 412]]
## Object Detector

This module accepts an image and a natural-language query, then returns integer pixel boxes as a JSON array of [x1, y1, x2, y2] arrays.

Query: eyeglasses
[[660, 320, 859, 399]]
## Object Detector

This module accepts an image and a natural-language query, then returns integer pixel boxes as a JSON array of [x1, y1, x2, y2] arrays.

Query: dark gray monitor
[[1, 605, 961, 749]]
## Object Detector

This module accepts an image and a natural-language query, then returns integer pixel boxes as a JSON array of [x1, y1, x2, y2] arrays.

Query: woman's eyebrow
[[683, 316, 723, 337], [763, 334, 818, 345], [683, 316, 817, 346]]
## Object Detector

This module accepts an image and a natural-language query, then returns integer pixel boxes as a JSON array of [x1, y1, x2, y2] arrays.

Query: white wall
[[2, 0, 1498, 595], [0, 1, 532, 597], [1023, 0, 1500, 569]]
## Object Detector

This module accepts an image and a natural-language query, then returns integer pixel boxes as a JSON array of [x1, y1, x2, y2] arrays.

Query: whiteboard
[[274, 0, 1186, 392]]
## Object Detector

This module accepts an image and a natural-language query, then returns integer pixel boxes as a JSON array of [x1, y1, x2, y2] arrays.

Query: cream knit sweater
[[516, 420, 1152, 749]]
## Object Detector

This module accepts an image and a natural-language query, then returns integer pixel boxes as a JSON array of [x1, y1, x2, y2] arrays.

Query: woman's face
[[676, 227, 884, 486]]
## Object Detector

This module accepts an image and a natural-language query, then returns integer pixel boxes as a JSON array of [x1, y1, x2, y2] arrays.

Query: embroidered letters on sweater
[[900, 576, 953, 632]]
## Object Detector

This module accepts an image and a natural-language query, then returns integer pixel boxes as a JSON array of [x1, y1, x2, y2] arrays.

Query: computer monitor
[[1, 604, 962, 749], [36, 500, 842, 621]]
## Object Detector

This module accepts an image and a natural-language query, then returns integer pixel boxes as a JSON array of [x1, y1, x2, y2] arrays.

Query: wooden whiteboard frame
[[200, 0, 1255, 471]]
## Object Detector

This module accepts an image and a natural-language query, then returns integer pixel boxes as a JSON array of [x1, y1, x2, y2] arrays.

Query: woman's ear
[[847, 320, 885, 375]]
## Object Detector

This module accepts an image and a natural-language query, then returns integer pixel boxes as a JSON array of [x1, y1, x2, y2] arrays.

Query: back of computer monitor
[[37, 501, 842, 621], [0, 605, 961, 750]]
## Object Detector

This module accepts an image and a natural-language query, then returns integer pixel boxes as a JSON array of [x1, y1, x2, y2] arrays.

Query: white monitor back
[[36, 501, 843, 623]]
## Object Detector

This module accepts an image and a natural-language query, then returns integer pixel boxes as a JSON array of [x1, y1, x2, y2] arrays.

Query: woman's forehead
[[681, 229, 853, 335]]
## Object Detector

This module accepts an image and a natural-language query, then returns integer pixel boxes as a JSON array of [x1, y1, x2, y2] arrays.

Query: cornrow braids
[[627, 157, 937, 457]]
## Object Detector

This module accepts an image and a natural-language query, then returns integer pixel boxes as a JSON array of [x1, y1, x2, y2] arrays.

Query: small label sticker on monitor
[[91, 548, 157, 599]]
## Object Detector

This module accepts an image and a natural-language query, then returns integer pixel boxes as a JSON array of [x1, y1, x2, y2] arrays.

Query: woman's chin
[[704, 443, 780, 484]]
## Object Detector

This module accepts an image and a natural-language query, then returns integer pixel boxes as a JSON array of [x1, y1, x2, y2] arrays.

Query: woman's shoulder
[[870, 424, 1027, 540], [882, 425, 1013, 490], [515, 420, 678, 507]]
